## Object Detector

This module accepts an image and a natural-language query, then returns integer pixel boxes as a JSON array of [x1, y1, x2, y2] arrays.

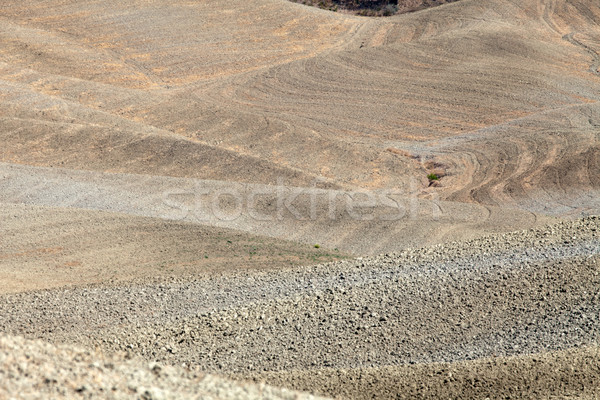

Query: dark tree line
[[291, 0, 461, 16]]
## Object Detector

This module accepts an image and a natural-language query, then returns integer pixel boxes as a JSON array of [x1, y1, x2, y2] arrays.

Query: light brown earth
[[0, 202, 347, 294], [252, 346, 600, 399], [0, 0, 599, 398], [0, 335, 326, 399]]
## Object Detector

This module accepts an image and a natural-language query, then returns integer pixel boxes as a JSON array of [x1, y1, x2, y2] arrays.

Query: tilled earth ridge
[[0, 335, 326, 400], [1, 217, 598, 398], [251, 345, 600, 399]]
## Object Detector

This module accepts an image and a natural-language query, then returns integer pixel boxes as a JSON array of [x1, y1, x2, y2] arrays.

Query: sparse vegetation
[[291, 0, 461, 17], [427, 173, 439, 181]]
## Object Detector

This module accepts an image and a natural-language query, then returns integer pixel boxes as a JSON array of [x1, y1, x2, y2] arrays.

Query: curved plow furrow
[[435, 103, 600, 215]]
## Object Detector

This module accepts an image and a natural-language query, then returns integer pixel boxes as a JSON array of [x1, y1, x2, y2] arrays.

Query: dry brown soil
[[0, 0, 599, 398]]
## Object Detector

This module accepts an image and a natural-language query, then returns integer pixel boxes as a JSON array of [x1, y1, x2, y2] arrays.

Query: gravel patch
[[0, 335, 326, 400], [1, 217, 598, 398]]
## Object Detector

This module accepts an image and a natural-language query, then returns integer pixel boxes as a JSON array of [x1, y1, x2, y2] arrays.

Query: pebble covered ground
[[0, 335, 325, 400], [1, 217, 598, 398]]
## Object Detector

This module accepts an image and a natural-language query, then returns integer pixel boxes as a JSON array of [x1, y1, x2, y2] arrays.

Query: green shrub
[[382, 4, 398, 15]]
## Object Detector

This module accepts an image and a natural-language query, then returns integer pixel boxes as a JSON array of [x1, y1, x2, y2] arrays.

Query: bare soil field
[[1, 217, 599, 399], [0, 0, 599, 398], [0, 202, 347, 294]]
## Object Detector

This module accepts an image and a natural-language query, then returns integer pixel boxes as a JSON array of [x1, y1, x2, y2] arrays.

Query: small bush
[[427, 173, 439, 181], [314, 244, 321, 249], [382, 4, 398, 15]]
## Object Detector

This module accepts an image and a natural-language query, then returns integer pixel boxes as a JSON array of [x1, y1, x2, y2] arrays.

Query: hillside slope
[[1, 0, 599, 398], [1, 0, 598, 214], [3, 0, 599, 257], [1, 217, 598, 398]]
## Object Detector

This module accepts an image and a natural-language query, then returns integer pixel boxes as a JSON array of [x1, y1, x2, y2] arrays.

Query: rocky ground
[[0, 335, 324, 399], [1, 217, 598, 398]]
